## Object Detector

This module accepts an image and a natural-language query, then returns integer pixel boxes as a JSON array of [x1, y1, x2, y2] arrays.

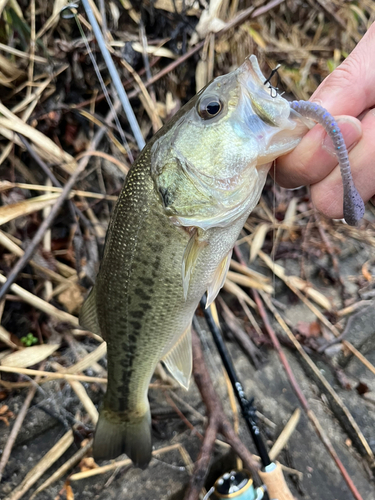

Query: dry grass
[[0, 1, 374, 499]]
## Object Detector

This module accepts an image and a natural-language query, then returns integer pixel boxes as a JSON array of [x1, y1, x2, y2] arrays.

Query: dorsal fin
[[79, 288, 102, 337]]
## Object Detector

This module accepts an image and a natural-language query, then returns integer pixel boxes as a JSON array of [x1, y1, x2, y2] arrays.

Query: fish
[[78, 55, 320, 468]]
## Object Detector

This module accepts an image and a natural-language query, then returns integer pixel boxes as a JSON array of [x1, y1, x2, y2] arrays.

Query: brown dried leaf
[[362, 261, 372, 282], [58, 284, 84, 314], [0, 54, 25, 84], [0, 273, 79, 325], [1, 344, 60, 368], [0, 326, 21, 349], [66, 483, 74, 500], [79, 456, 98, 473], [226, 270, 273, 294], [0, 193, 62, 226], [356, 382, 369, 395], [0, 404, 9, 415], [250, 223, 270, 262], [154, 0, 199, 15], [0, 404, 14, 426], [0, 102, 76, 172], [296, 321, 321, 338]]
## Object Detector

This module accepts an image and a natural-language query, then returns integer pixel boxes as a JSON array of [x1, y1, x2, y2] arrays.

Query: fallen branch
[[0, 379, 40, 480]]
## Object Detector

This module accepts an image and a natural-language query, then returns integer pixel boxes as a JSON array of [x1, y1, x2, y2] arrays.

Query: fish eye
[[197, 96, 223, 120]]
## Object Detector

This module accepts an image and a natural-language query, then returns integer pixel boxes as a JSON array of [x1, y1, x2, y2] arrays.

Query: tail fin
[[93, 407, 152, 469]]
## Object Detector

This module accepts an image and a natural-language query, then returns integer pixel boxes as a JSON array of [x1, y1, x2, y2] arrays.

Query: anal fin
[[79, 288, 102, 337], [206, 250, 232, 307], [162, 324, 192, 390]]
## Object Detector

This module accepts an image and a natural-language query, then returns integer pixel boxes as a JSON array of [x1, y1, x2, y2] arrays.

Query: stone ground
[[0, 235, 375, 500]]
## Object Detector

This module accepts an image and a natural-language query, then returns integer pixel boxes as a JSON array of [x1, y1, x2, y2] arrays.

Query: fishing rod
[[199, 295, 271, 468], [199, 295, 295, 500]]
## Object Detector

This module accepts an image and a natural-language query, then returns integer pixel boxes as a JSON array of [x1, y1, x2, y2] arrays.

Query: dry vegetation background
[[0, 0, 375, 499]]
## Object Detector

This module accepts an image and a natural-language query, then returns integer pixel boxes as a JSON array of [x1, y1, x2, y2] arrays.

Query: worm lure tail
[[290, 100, 365, 226]]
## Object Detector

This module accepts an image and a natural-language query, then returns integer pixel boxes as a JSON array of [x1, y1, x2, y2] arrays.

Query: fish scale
[[97, 152, 190, 410]]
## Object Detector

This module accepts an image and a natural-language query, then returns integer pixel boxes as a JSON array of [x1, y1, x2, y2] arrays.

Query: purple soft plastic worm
[[290, 100, 365, 226]]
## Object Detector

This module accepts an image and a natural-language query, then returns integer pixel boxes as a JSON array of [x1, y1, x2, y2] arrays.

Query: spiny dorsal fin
[[182, 230, 207, 299], [79, 288, 102, 337], [206, 250, 232, 308], [162, 324, 192, 390]]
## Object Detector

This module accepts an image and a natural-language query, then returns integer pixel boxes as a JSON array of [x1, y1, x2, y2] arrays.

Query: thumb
[[311, 22, 375, 117]]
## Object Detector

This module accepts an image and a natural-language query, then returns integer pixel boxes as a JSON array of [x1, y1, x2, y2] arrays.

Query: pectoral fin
[[206, 250, 232, 308], [162, 324, 192, 390], [79, 288, 102, 337], [182, 230, 207, 299]]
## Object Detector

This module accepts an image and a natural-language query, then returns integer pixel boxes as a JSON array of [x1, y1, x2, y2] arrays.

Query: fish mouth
[[238, 55, 295, 131], [238, 55, 275, 103]]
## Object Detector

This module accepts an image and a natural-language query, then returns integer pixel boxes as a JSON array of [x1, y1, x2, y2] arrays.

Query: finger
[[311, 109, 375, 219], [274, 116, 362, 188], [311, 23, 375, 116]]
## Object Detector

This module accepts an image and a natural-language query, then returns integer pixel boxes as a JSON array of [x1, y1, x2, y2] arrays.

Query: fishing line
[[264, 63, 282, 297], [272, 159, 277, 298], [61, 4, 134, 163]]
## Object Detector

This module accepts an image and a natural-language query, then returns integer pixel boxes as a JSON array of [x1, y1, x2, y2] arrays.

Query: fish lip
[[238, 54, 296, 131], [241, 55, 267, 84], [238, 55, 270, 99]]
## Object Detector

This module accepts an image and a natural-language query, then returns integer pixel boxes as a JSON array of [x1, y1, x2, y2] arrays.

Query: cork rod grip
[[258, 462, 296, 500]]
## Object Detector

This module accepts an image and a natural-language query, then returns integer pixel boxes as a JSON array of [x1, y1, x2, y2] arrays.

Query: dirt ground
[[1, 234, 375, 499]]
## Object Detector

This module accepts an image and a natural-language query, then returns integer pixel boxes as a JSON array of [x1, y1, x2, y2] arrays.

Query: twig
[[17, 133, 91, 229], [70, 444, 182, 480], [0, 100, 119, 301], [269, 409, 300, 462], [0, 365, 168, 390], [0, 379, 40, 480], [317, 304, 372, 353], [164, 392, 204, 441], [218, 296, 263, 368], [257, 293, 373, 462], [0, 273, 79, 325], [253, 290, 364, 500], [0, 365, 106, 383], [29, 439, 93, 499], [5, 430, 74, 500], [184, 329, 259, 500]]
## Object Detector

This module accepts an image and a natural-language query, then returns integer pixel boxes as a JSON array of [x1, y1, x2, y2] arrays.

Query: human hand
[[275, 22, 375, 220]]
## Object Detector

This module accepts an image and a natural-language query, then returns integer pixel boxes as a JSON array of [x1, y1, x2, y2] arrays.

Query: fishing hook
[[264, 63, 283, 98]]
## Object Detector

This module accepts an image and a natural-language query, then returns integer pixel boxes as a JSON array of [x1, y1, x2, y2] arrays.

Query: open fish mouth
[[238, 55, 297, 131]]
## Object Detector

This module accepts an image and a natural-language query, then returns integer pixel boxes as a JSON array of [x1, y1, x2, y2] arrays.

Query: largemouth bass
[[79, 55, 359, 468]]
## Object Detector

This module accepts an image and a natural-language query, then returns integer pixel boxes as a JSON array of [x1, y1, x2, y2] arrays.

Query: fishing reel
[[204, 469, 266, 500]]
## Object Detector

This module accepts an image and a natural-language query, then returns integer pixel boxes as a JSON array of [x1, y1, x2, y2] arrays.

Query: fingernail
[[322, 117, 362, 156]]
